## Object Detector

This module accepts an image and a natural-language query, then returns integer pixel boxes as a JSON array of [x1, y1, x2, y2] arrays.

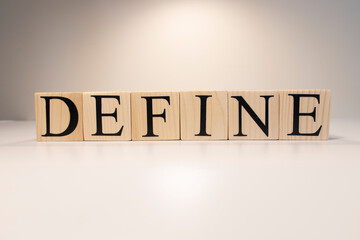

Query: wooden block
[[279, 89, 331, 140], [83, 92, 131, 141], [228, 91, 279, 140], [35, 92, 83, 141], [131, 92, 180, 140], [180, 91, 227, 140]]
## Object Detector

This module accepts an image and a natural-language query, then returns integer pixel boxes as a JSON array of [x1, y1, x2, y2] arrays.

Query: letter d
[[41, 96, 79, 137]]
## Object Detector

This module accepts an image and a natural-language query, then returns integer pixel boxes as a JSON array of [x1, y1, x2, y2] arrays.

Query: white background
[[1, 0, 360, 120], [1, 119, 360, 240]]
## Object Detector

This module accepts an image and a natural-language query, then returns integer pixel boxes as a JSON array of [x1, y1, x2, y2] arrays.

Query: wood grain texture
[[83, 92, 131, 141], [279, 89, 331, 140], [180, 91, 227, 140], [131, 92, 180, 140], [228, 91, 279, 140], [35, 92, 83, 141]]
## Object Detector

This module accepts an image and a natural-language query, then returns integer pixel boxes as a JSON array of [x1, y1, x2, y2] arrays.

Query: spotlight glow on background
[[0, 0, 359, 119]]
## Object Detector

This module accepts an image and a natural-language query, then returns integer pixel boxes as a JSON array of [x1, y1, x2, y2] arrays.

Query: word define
[[35, 90, 331, 141]]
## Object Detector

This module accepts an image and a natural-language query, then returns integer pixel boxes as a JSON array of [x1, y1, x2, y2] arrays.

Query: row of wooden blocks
[[35, 90, 331, 141]]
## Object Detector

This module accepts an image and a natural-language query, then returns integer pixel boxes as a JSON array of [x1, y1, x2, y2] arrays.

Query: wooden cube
[[180, 91, 227, 140], [279, 89, 331, 140], [131, 92, 180, 140], [228, 91, 279, 140], [83, 92, 131, 141], [35, 92, 83, 141]]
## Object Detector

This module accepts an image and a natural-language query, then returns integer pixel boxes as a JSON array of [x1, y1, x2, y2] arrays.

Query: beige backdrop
[[0, 0, 359, 120]]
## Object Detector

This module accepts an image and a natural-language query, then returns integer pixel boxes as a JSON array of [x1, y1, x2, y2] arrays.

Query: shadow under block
[[131, 92, 180, 140], [35, 92, 84, 141], [180, 91, 227, 140], [83, 92, 131, 141], [228, 91, 279, 140], [279, 89, 331, 140]]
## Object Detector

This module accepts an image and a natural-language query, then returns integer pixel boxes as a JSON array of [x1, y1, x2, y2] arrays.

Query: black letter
[[288, 94, 322, 136], [195, 95, 211, 136], [231, 95, 274, 137], [91, 95, 123, 136], [41, 96, 78, 137], [142, 96, 170, 137]]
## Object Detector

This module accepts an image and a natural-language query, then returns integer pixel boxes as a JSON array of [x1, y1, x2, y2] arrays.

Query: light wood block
[[279, 89, 331, 140], [35, 92, 83, 141], [228, 91, 279, 140], [131, 92, 180, 140], [180, 91, 227, 140], [83, 92, 131, 141]]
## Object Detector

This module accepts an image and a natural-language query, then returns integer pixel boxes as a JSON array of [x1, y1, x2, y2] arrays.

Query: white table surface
[[1, 119, 359, 240]]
